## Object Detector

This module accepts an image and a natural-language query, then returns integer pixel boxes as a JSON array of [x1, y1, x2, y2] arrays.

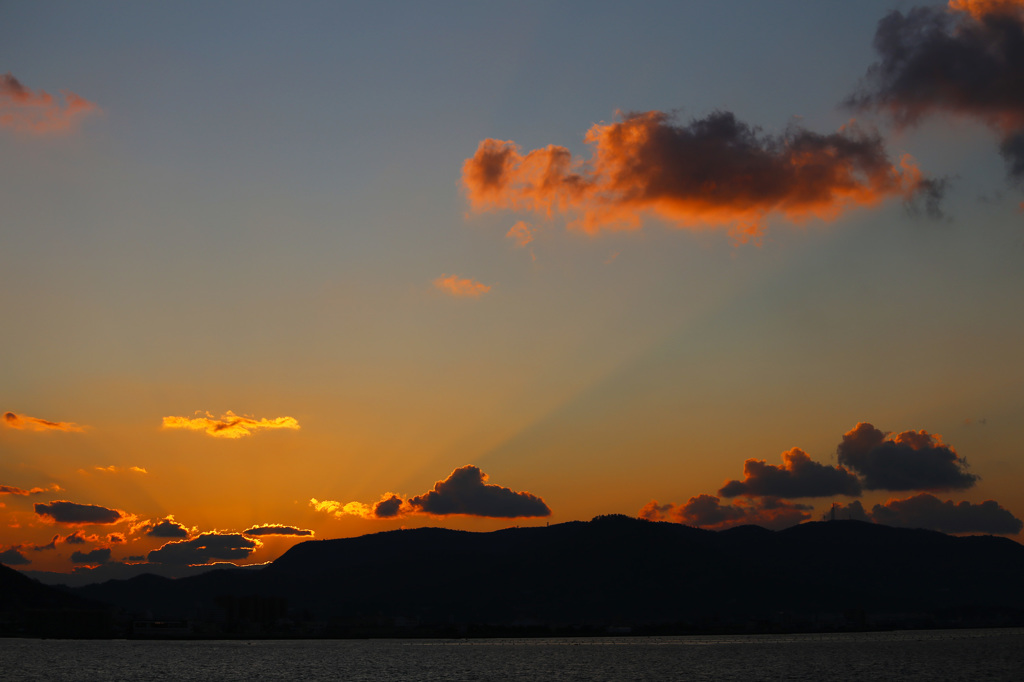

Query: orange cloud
[[0, 72, 99, 135], [162, 411, 300, 438], [462, 110, 928, 241], [90, 465, 148, 475], [948, 0, 1024, 19], [63, 530, 98, 544], [27, 535, 59, 552], [0, 484, 59, 496], [309, 494, 401, 520], [506, 220, 536, 247], [4, 411, 85, 433], [434, 274, 491, 298]]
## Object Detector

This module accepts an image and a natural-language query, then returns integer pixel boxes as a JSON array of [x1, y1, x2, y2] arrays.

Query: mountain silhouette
[[0, 563, 114, 637], [55, 517, 1024, 636]]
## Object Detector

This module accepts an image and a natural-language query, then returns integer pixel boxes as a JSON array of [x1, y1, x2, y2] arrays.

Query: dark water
[[3, 629, 1023, 681]]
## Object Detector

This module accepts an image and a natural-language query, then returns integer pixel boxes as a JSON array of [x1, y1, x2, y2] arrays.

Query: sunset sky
[[3, 0, 1024, 580]]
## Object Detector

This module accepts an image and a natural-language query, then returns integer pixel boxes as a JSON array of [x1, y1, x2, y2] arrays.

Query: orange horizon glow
[[5, 3, 1024, 583]]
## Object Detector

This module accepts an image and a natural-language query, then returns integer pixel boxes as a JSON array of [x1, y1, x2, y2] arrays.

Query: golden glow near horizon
[[3, 2, 1024, 578]]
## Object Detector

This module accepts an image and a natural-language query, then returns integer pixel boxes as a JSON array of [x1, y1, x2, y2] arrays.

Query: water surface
[[4, 628, 1022, 681]]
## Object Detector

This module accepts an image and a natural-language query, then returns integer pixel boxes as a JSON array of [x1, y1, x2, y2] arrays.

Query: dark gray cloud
[[639, 494, 811, 531], [3, 411, 85, 432], [147, 533, 258, 565], [719, 447, 862, 498], [827, 494, 1021, 535], [904, 175, 952, 220], [0, 547, 30, 565], [0, 484, 47, 495], [63, 531, 88, 544], [822, 500, 872, 522], [373, 494, 403, 518], [71, 548, 112, 565], [837, 422, 978, 491], [30, 535, 59, 552], [406, 465, 551, 518], [34, 500, 124, 525], [871, 493, 1023, 534], [145, 518, 190, 538], [847, 3, 1024, 181], [242, 525, 314, 537]]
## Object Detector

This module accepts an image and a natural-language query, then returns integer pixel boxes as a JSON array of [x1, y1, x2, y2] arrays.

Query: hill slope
[[70, 518, 1024, 634]]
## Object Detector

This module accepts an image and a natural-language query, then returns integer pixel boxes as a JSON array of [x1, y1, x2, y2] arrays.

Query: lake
[[3, 628, 1023, 680]]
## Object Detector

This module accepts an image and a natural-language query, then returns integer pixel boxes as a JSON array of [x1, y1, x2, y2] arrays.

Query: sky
[[2, 0, 1024, 580]]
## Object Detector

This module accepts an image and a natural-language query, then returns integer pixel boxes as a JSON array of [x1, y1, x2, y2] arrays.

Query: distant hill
[[65, 518, 1024, 636], [0, 563, 114, 637], [22, 561, 244, 587]]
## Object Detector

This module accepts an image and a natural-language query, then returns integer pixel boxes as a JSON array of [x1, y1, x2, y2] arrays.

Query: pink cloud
[[0, 72, 99, 135]]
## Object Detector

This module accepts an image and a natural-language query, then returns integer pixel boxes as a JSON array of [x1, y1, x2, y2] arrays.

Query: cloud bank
[[828, 494, 1022, 534], [463, 110, 932, 241], [0, 72, 99, 135], [644, 421, 1016, 534], [162, 411, 300, 438]]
